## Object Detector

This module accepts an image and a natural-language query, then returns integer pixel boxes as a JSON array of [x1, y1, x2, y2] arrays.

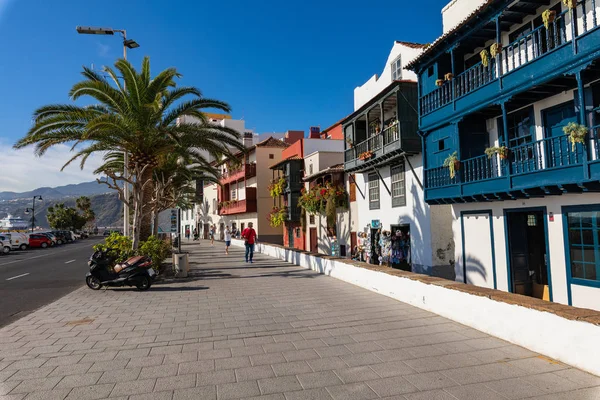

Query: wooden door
[[350, 232, 357, 255], [507, 213, 532, 296], [310, 228, 318, 253], [543, 101, 577, 167]]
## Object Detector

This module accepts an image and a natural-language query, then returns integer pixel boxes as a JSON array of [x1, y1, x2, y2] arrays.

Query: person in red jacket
[[241, 222, 257, 263]]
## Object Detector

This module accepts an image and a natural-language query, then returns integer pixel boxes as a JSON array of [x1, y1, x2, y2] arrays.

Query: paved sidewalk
[[0, 242, 599, 400]]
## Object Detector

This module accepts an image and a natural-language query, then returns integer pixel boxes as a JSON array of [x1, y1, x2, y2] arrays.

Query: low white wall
[[230, 238, 600, 377]]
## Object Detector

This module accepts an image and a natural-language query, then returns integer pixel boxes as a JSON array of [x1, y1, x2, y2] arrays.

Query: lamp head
[[123, 39, 140, 49], [76, 26, 115, 35]]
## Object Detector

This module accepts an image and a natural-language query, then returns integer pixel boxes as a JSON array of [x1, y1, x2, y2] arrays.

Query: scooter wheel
[[136, 276, 151, 291], [86, 276, 102, 290]]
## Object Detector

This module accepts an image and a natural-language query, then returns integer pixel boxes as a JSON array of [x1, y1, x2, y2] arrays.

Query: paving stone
[[154, 374, 196, 392], [178, 360, 215, 375], [55, 372, 102, 389], [445, 383, 508, 400], [271, 361, 313, 377], [110, 379, 156, 397], [195, 370, 236, 387], [173, 386, 216, 400], [403, 389, 460, 400], [326, 382, 378, 400], [297, 371, 343, 389], [285, 387, 334, 400], [21, 388, 71, 400], [65, 383, 116, 400], [129, 391, 174, 400], [333, 366, 380, 384], [98, 367, 141, 383], [250, 353, 286, 367], [235, 365, 275, 382], [283, 350, 320, 363], [215, 356, 251, 371], [10, 376, 62, 393], [484, 377, 548, 399], [258, 376, 303, 395], [140, 364, 179, 379], [403, 371, 459, 391], [216, 381, 261, 400]]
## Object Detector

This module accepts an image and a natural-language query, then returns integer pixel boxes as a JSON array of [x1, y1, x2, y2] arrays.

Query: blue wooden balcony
[[425, 126, 600, 203], [419, 5, 600, 131]]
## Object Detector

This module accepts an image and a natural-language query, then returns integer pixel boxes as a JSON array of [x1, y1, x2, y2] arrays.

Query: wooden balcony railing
[[220, 163, 257, 184], [345, 122, 400, 162]]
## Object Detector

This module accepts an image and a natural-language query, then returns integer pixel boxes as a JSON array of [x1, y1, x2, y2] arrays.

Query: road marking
[[65, 260, 75, 264], [0, 239, 102, 267], [6, 273, 29, 281]]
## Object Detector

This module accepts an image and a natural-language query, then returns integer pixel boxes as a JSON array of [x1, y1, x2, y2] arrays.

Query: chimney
[[243, 131, 253, 148], [284, 130, 304, 145], [309, 126, 320, 139]]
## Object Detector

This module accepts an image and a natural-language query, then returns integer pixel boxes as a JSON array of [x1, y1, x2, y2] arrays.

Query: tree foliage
[[46, 203, 87, 230], [15, 57, 244, 249]]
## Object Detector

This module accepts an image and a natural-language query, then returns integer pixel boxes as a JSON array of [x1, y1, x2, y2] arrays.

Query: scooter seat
[[114, 255, 145, 273]]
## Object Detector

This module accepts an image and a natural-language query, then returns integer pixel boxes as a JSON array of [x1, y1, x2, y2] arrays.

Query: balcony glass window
[[498, 106, 535, 147], [368, 173, 380, 210], [231, 189, 237, 200], [391, 55, 402, 81], [391, 163, 406, 208], [566, 210, 600, 285]]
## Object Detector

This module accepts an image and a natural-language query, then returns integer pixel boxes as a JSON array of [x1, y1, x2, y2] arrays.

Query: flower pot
[[436, 79, 444, 87], [444, 73, 454, 81], [453, 160, 461, 170]]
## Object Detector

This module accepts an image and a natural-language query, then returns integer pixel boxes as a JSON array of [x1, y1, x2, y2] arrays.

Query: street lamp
[[76, 26, 140, 238], [25, 196, 42, 232]]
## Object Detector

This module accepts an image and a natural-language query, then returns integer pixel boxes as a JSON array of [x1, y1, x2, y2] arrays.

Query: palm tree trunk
[[152, 211, 159, 236], [139, 167, 155, 242]]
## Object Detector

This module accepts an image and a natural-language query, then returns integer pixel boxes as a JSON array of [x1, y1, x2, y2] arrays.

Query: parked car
[[0, 236, 11, 254], [1, 232, 29, 250], [28, 234, 52, 248], [50, 231, 67, 245], [71, 231, 81, 240], [38, 233, 57, 246], [59, 231, 74, 243]]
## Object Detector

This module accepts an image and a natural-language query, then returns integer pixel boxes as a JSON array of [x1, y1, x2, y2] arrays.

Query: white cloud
[[97, 42, 111, 58], [0, 141, 105, 192]]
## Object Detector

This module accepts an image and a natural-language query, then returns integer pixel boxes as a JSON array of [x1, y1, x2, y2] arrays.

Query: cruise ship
[[0, 214, 29, 230]]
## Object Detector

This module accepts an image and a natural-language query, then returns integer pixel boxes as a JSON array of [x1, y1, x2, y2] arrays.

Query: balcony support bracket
[[373, 167, 392, 196], [348, 173, 366, 200], [402, 153, 424, 191]]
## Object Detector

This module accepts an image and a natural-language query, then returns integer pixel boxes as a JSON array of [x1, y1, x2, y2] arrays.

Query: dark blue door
[[543, 101, 578, 168]]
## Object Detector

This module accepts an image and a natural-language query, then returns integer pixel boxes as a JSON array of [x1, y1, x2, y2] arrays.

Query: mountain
[[0, 179, 116, 201], [0, 180, 123, 228]]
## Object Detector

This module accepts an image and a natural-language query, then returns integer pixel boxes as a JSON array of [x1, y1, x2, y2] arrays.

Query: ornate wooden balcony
[[219, 188, 257, 215], [220, 163, 256, 185]]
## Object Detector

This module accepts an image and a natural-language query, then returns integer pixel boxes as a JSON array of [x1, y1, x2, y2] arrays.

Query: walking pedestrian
[[185, 228, 190, 241], [224, 225, 232, 255], [241, 222, 257, 263], [210, 225, 216, 246]]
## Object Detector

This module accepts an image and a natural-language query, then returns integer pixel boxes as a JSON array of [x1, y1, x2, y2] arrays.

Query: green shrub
[[93, 232, 134, 263], [138, 236, 172, 268]]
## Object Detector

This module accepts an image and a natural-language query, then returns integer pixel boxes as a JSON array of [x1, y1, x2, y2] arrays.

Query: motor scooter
[[86, 250, 156, 291]]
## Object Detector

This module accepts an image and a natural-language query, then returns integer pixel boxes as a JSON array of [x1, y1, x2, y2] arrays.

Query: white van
[[0, 235, 12, 254], [2, 233, 29, 250]]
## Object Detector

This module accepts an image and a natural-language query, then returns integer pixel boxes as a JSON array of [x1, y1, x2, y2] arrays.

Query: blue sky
[[0, 0, 448, 191]]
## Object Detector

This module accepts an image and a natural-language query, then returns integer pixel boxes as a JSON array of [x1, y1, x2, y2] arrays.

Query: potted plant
[[563, 122, 588, 151], [542, 9, 556, 29], [443, 151, 460, 179], [345, 138, 354, 148], [268, 177, 286, 198], [268, 207, 287, 228], [480, 49, 490, 67], [436, 79, 445, 87], [444, 73, 454, 81], [490, 43, 503, 57], [563, 0, 575, 8], [485, 146, 510, 160], [358, 150, 374, 161]]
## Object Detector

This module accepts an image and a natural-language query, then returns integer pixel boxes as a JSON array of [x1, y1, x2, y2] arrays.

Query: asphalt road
[[0, 237, 104, 327]]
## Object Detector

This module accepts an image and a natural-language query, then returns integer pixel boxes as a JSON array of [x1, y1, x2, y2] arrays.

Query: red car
[[28, 234, 52, 249]]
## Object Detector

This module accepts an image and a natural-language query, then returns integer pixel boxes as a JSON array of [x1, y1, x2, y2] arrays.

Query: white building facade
[[343, 42, 455, 278]]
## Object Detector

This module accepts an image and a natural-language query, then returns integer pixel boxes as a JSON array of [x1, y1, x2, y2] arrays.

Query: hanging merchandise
[[364, 231, 372, 264], [380, 230, 392, 265]]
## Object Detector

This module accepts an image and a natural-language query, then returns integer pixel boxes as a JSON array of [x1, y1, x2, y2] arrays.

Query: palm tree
[[15, 57, 245, 248]]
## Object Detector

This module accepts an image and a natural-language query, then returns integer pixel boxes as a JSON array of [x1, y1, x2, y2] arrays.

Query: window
[[212, 199, 217, 214], [309, 215, 315, 224], [391, 163, 406, 207], [427, 66, 434, 77], [241, 223, 245, 231], [309, 164, 313, 175], [269, 154, 274, 159], [231, 188, 237, 200], [566, 209, 600, 284], [349, 175, 357, 202], [438, 139, 446, 152], [368, 173, 380, 210], [295, 227, 301, 238], [498, 106, 535, 147], [391, 55, 402, 81]]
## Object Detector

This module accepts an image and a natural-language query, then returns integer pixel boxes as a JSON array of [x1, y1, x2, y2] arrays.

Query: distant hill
[[0, 179, 117, 201], [0, 180, 123, 228]]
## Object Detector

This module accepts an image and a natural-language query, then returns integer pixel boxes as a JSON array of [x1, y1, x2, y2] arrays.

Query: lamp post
[[27, 195, 42, 232], [76, 26, 139, 238]]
